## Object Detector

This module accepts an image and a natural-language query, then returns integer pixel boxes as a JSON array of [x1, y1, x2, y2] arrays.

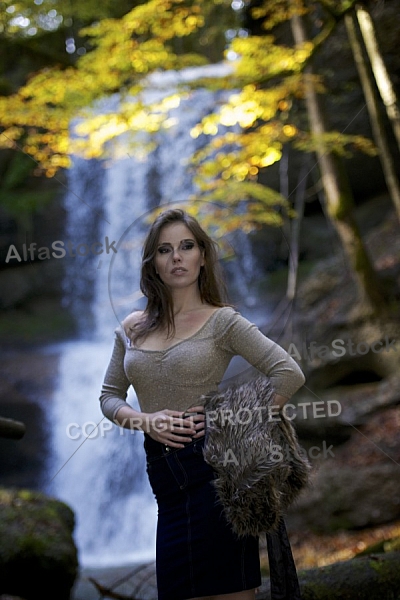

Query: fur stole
[[202, 376, 311, 538]]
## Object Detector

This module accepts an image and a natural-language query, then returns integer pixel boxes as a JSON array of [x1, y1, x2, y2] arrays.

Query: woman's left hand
[[182, 406, 205, 438]]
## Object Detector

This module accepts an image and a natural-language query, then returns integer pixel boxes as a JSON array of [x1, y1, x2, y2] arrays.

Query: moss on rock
[[296, 552, 400, 600], [355, 536, 400, 558], [257, 551, 400, 599], [0, 487, 78, 600]]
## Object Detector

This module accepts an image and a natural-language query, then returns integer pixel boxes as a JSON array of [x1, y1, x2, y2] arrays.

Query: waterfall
[[48, 151, 157, 566], [48, 63, 258, 567]]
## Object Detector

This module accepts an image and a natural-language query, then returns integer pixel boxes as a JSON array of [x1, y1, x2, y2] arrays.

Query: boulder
[[285, 401, 400, 533], [258, 551, 400, 600], [292, 374, 400, 443], [0, 487, 78, 600], [287, 463, 400, 532]]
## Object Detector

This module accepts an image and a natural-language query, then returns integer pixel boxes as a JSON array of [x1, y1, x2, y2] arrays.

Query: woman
[[99, 208, 305, 600]]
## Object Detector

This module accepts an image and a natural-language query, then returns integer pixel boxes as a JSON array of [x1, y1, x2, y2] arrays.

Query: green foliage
[[249, 0, 308, 31], [233, 35, 314, 80], [0, 0, 375, 232], [293, 131, 378, 157], [0, 188, 55, 218], [0, 0, 140, 37], [1, 151, 33, 189], [0, 0, 215, 175], [0, 152, 54, 225]]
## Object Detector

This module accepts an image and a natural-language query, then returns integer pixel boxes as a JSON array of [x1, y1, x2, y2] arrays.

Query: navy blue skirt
[[144, 434, 261, 600]]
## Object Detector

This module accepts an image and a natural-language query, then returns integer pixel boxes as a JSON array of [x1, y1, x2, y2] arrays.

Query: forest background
[[0, 1, 400, 599]]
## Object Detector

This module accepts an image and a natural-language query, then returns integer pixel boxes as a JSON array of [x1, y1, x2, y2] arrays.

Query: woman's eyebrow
[[157, 238, 195, 247]]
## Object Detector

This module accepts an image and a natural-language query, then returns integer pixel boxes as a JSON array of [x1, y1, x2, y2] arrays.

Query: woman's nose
[[172, 247, 182, 261]]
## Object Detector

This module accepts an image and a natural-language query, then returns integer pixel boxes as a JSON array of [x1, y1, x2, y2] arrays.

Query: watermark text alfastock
[[220, 440, 334, 467], [4, 237, 117, 263], [287, 337, 397, 361]]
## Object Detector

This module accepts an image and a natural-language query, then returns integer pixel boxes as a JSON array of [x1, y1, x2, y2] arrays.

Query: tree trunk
[[286, 158, 309, 301], [345, 11, 400, 224], [355, 3, 400, 152], [290, 13, 384, 314]]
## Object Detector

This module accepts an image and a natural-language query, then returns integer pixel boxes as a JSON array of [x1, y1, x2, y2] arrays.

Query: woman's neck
[[170, 288, 205, 317]]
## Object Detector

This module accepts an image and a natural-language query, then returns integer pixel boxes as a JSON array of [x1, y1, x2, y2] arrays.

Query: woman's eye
[[157, 243, 195, 253]]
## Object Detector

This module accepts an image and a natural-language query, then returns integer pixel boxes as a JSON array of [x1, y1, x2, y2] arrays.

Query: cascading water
[[47, 63, 262, 567], [48, 152, 157, 567]]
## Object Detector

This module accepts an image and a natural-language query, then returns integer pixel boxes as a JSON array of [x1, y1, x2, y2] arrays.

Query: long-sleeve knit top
[[99, 307, 305, 421]]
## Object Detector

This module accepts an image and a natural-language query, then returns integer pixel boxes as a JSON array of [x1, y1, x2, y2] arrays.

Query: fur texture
[[202, 377, 311, 538]]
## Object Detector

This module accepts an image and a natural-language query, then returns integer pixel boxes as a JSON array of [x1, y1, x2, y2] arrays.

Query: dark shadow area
[[0, 400, 49, 489], [331, 369, 383, 387]]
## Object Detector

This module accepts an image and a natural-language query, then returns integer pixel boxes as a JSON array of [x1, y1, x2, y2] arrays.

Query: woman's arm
[[100, 326, 198, 446], [99, 327, 134, 422], [215, 308, 305, 404]]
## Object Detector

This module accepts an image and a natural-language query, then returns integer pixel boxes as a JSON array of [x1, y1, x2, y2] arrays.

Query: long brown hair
[[129, 209, 229, 343]]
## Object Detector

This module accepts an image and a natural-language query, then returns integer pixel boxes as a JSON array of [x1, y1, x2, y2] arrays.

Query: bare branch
[[88, 577, 136, 600]]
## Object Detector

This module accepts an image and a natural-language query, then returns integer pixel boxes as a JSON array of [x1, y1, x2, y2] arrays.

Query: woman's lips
[[171, 267, 187, 274]]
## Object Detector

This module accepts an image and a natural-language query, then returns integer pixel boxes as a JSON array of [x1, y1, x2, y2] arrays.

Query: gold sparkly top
[[99, 307, 305, 419]]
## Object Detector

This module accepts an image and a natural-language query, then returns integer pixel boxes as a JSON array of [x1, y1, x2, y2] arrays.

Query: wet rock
[[288, 462, 400, 532], [288, 406, 400, 533], [256, 552, 400, 600], [296, 551, 400, 600], [286, 402, 400, 534], [292, 374, 400, 443], [0, 487, 78, 600]]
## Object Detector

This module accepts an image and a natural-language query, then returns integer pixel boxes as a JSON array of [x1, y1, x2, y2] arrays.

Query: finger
[[167, 410, 188, 418], [183, 411, 205, 419], [156, 430, 188, 448], [153, 420, 170, 434], [169, 432, 194, 444], [193, 413, 205, 422], [185, 405, 205, 413], [193, 424, 205, 435], [182, 412, 205, 425], [185, 415, 205, 427], [172, 431, 194, 440], [163, 440, 186, 449], [192, 429, 205, 438], [174, 418, 196, 432]]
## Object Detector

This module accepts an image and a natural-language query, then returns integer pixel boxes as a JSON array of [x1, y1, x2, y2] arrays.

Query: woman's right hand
[[143, 409, 197, 448]]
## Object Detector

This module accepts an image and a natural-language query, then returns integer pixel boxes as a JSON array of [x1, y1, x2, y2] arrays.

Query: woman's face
[[154, 222, 204, 290]]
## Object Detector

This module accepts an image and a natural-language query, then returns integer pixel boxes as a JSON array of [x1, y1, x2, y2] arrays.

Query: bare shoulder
[[122, 310, 144, 335]]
